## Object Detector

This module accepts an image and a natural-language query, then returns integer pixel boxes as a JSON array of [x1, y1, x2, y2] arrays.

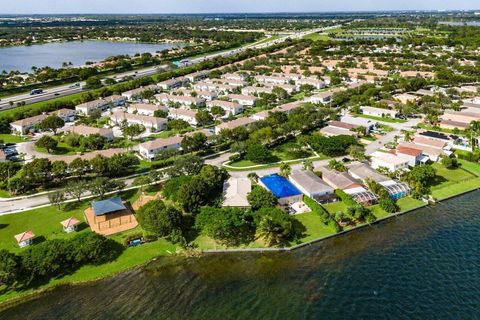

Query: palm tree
[[303, 159, 314, 172], [469, 121, 480, 151], [279, 162, 291, 178]]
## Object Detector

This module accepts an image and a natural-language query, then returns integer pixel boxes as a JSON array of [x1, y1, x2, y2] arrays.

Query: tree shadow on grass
[[32, 235, 46, 246], [62, 201, 83, 212], [428, 175, 448, 188]]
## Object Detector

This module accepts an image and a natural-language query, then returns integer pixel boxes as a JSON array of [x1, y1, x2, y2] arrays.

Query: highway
[[0, 25, 340, 112]]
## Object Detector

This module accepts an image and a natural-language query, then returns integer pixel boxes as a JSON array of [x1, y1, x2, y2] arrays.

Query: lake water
[[1, 191, 480, 319], [0, 41, 181, 73], [438, 21, 480, 27]]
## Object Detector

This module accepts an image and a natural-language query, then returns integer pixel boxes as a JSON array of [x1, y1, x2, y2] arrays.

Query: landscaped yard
[[0, 189, 142, 253], [227, 137, 327, 169], [430, 163, 480, 200], [322, 201, 348, 215], [0, 134, 31, 144], [34, 139, 79, 155]]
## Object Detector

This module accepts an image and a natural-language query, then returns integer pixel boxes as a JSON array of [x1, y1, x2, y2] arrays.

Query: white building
[[308, 92, 333, 104], [138, 136, 183, 160], [289, 170, 335, 202], [127, 104, 168, 117], [155, 93, 205, 108], [207, 100, 243, 116], [169, 108, 198, 126], [110, 111, 167, 132], [226, 94, 257, 106], [296, 77, 326, 90], [361, 106, 398, 118], [371, 151, 409, 172], [65, 125, 114, 140]]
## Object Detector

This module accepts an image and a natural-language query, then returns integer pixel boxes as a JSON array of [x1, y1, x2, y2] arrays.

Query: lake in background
[[0, 41, 182, 73], [1, 191, 480, 320]]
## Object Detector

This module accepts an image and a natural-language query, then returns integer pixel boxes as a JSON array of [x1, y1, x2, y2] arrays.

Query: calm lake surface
[[1, 191, 480, 320], [0, 41, 181, 73]]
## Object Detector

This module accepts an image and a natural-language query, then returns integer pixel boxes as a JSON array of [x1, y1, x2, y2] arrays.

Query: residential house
[[289, 170, 335, 203], [370, 151, 409, 172], [308, 91, 333, 104], [296, 77, 326, 90], [10, 114, 48, 135], [215, 117, 257, 134], [155, 93, 205, 108], [226, 94, 257, 106], [169, 108, 198, 126], [259, 174, 303, 206], [255, 75, 290, 85], [122, 85, 158, 101], [110, 111, 167, 132], [207, 100, 243, 116], [222, 177, 252, 209], [138, 136, 183, 160], [393, 93, 421, 105], [241, 86, 273, 95], [394, 146, 424, 166], [65, 125, 114, 140], [127, 103, 168, 117], [361, 106, 398, 118]]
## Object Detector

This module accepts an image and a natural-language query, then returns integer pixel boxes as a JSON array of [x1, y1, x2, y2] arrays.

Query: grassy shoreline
[[1, 161, 480, 309]]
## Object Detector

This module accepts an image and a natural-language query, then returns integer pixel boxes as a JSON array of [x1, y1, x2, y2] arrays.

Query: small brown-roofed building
[[66, 125, 114, 140], [84, 197, 138, 236], [15, 230, 35, 248], [61, 217, 81, 233]]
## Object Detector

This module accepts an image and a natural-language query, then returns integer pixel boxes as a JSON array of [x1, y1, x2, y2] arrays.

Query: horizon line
[[1, 9, 480, 16]]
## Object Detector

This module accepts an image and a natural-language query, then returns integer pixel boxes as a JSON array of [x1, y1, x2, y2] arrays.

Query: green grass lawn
[[34, 140, 79, 155], [429, 163, 480, 200], [293, 212, 337, 242], [303, 32, 331, 41], [0, 203, 89, 253], [0, 134, 30, 144], [322, 201, 348, 215], [458, 159, 480, 176]]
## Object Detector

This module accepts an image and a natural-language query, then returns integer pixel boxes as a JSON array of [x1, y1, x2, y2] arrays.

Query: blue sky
[[1, 0, 479, 14]]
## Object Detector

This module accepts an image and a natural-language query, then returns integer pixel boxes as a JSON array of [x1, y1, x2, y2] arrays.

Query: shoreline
[[1, 186, 479, 310]]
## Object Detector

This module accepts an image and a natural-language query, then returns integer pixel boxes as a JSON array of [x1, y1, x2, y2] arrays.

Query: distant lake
[[438, 21, 480, 27], [0, 40, 183, 73]]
